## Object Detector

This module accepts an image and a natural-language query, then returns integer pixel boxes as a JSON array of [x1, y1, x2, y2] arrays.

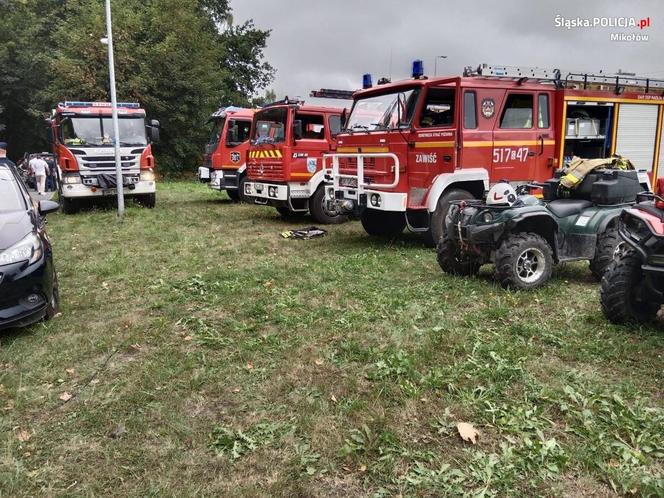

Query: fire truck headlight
[[62, 173, 81, 184], [370, 193, 381, 207], [268, 186, 277, 198], [244, 184, 252, 195], [140, 169, 156, 182]]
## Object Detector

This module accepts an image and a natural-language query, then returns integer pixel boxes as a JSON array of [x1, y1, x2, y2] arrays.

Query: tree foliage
[[0, 0, 274, 174]]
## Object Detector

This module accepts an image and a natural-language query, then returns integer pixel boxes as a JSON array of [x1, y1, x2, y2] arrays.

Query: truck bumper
[[60, 180, 156, 199], [332, 186, 407, 213], [244, 181, 290, 202]]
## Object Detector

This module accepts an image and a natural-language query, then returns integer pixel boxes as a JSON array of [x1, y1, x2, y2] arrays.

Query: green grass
[[1, 182, 662, 497]]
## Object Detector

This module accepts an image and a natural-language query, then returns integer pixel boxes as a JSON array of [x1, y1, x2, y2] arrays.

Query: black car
[[0, 162, 60, 330]]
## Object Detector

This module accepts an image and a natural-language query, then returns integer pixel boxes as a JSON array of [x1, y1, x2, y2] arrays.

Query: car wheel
[[61, 197, 80, 214], [46, 281, 60, 320], [495, 232, 554, 290], [309, 185, 348, 225], [437, 233, 481, 276], [136, 193, 156, 208], [424, 189, 475, 247], [360, 209, 406, 237], [600, 251, 661, 324], [589, 227, 622, 280]]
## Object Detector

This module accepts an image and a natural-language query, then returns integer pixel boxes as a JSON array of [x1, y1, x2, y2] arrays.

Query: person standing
[[0, 142, 16, 169], [29, 154, 48, 195], [45, 155, 56, 191]]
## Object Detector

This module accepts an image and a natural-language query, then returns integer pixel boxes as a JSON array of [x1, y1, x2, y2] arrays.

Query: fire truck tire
[[360, 209, 406, 237], [227, 190, 240, 202], [136, 193, 156, 208], [589, 227, 622, 280], [238, 175, 250, 203], [600, 251, 661, 324], [61, 197, 80, 215], [495, 232, 553, 290], [309, 186, 348, 224], [425, 189, 475, 247], [436, 233, 480, 276]]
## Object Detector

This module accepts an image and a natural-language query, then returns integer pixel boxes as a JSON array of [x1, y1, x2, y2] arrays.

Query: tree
[[0, 0, 274, 173]]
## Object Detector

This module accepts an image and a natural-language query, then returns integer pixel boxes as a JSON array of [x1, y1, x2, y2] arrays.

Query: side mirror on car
[[293, 120, 303, 141], [39, 200, 60, 215]]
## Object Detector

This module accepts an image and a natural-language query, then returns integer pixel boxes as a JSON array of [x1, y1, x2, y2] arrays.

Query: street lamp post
[[103, 0, 125, 217], [434, 55, 448, 76]]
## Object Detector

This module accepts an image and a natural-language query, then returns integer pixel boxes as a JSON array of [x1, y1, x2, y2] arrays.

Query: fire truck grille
[[339, 157, 376, 172], [247, 162, 284, 180], [75, 154, 139, 170]]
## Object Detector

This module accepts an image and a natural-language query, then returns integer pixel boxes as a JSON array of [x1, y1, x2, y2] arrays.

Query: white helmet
[[487, 182, 517, 206]]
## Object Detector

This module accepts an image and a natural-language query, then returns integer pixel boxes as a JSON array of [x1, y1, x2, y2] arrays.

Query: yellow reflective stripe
[[564, 95, 664, 105], [276, 150, 283, 158], [291, 173, 312, 178], [464, 140, 555, 148], [336, 146, 389, 153], [414, 141, 455, 148]]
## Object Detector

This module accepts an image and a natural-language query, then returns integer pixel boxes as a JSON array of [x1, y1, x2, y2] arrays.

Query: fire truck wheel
[[238, 175, 250, 203], [600, 251, 661, 324], [589, 227, 622, 280], [360, 209, 406, 237], [61, 197, 80, 215], [495, 232, 553, 290], [436, 233, 480, 276], [425, 189, 474, 247], [309, 186, 348, 224], [227, 190, 240, 202], [136, 193, 156, 208]]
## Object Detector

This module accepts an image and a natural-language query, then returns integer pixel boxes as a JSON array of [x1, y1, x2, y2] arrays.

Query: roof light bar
[[61, 101, 141, 109]]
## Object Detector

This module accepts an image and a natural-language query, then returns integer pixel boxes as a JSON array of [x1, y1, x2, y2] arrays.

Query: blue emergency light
[[362, 74, 373, 89], [412, 60, 424, 79]]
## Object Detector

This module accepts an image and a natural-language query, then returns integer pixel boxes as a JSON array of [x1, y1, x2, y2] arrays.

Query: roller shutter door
[[615, 104, 658, 172]]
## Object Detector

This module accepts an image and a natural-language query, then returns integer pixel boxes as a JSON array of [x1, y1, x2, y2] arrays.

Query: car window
[[538, 94, 550, 128], [463, 91, 477, 129], [0, 169, 27, 212], [420, 88, 455, 128], [500, 94, 533, 129], [329, 115, 341, 136], [296, 113, 326, 140]]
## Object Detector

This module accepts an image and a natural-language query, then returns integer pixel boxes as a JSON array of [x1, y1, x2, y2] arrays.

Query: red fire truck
[[244, 100, 347, 223], [198, 106, 255, 201], [49, 101, 159, 214], [327, 63, 661, 244]]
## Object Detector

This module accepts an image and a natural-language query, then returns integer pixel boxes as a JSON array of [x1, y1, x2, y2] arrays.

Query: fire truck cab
[[327, 63, 662, 244], [49, 101, 159, 214], [198, 106, 255, 202], [244, 100, 347, 224]]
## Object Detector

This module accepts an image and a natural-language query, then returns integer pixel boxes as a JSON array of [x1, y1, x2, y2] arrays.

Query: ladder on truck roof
[[464, 63, 664, 93]]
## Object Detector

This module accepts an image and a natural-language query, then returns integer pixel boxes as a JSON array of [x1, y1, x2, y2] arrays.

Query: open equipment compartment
[[563, 101, 613, 163]]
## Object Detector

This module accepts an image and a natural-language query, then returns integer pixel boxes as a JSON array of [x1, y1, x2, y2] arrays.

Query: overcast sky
[[230, 0, 663, 105]]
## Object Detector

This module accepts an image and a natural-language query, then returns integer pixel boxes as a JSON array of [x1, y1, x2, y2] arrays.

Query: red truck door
[[534, 92, 556, 180], [291, 112, 329, 181], [408, 85, 458, 208], [491, 92, 539, 182]]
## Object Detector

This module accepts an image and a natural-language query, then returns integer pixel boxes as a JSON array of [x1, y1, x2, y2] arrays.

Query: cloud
[[230, 0, 664, 103]]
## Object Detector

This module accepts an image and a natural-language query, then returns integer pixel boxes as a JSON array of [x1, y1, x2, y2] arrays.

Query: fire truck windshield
[[62, 116, 147, 147], [345, 88, 421, 132], [252, 107, 287, 144], [207, 118, 225, 149]]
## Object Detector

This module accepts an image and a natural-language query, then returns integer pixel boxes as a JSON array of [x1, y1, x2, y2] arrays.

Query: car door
[[491, 92, 539, 182]]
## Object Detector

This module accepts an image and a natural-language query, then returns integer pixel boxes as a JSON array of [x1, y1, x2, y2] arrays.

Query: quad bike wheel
[[361, 209, 406, 237], [495, 232, 554, 290], [589, 227, 624, 280], [437, 233, 480, 276], [600, 251, 661, 324]]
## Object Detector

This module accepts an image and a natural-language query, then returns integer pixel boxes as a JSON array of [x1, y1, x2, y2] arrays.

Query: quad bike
[[438, 168, 644, 290], [600, 183, 664, 324]]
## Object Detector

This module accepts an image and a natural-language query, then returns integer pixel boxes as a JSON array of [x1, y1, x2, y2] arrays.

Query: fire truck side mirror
[[293, 120, 303, 141], [149, 125, 160, 144], [340, 109, 347, 129]]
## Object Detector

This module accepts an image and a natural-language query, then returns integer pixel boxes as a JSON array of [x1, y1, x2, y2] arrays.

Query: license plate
[[340, 177, 358, 188], [103, 189, 117, 195]]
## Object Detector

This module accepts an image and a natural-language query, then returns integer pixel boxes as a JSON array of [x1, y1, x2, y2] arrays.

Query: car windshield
[[207, 117, 225, 147], [345, 88, 421, 132], [62, 116, 147, 147], [0, 169, 26, 213], [252, 107, 288, 144]]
